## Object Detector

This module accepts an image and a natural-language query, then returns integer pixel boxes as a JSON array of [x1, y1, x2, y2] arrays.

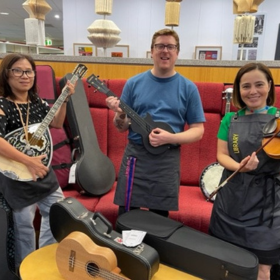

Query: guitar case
[[116, 209, 259, 280], [49, 197, 159, 280], [59, 74, 115, 196], [36, 65, 73, 188], [0, 194, 19, 280]]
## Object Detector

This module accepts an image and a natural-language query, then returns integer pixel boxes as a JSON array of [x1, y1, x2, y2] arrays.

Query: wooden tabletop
[[20, 243, 201, 280]]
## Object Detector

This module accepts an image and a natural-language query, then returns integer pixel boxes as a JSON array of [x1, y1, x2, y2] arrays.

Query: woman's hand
[[64, 80, 76, 101], [240, 152, 259, 172], [25, 154, 49, 181]]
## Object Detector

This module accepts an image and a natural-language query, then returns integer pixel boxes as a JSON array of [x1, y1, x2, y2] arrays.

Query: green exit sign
[[45, 39, 52, 46]]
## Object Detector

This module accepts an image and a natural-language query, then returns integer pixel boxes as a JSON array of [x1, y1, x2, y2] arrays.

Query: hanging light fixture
[[87, 0, 121, 57], [232, 0, 264, 60], [22, 0, 52, 46], [233, 0, 264, 14], [233, 15, 255, 44], [165, 0, 182, 29]]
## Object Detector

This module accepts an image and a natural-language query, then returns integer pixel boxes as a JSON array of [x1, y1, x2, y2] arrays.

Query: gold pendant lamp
[[232, 0, 265, 60], [165, 0, 182, 29]]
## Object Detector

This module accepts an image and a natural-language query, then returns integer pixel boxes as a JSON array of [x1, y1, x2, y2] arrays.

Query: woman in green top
[[209, 62, 280, 280]]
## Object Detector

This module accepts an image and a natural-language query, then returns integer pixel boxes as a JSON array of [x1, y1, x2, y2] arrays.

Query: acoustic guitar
[[56, 231, 129, 280], [0, 64, 87, 181], [86, 74, 178, 155]]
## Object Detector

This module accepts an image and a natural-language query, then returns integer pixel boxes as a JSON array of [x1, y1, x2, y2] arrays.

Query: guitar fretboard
[[30, 75, 79, 142]]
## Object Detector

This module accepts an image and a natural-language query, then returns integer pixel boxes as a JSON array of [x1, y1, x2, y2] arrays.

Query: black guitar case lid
[[0, 194, 19, 280], [59, 74, 115, 196], [49, 197, 159, 280], [116, 209, 259, 280]]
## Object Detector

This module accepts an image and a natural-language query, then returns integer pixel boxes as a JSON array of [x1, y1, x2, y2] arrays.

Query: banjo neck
[[223, 88, 233, 114]]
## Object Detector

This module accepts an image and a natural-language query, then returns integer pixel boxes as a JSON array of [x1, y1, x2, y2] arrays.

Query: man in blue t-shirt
[[106, 28, 205, 217]]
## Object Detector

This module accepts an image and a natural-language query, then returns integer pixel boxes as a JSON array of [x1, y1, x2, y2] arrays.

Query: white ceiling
[[0, 0, 63, 47]]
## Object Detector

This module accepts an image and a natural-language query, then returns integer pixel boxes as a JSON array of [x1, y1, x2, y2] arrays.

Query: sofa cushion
[[169, 186, 213, 233], [180, 113, 221, 186]]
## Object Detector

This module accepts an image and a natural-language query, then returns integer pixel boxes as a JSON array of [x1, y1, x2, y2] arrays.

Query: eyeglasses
[[154, 44, 177, 51], [8, 68, 36, 78]]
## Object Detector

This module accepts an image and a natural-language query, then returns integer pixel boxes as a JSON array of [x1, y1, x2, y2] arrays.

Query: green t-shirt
[[217, 107, 278, 141]]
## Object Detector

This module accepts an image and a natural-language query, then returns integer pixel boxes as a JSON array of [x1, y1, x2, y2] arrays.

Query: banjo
[[0, 64, 88, 181], [199, 87, 233, 202]]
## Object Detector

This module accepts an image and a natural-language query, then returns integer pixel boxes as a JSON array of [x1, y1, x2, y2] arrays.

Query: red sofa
[[50, 77, 225, 234], [35, 67, 280, 235]]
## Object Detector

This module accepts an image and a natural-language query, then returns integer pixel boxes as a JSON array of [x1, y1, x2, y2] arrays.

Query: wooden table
[[20, 243, 201, 280]]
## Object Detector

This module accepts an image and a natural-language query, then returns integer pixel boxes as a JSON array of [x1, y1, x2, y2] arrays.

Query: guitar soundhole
[[86, 262, 99, 277]]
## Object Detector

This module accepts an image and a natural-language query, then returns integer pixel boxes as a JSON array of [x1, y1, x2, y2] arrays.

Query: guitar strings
[[62, 257, 128, 280], [119, 102, 153, 133]]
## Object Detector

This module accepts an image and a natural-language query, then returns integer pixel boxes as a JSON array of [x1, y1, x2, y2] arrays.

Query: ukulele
[[86, 74, 178, 155], [56, 231, 129, 280], [0, 64, 87, 181]]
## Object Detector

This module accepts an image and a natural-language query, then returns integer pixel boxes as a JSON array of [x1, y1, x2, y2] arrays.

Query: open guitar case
[[58, 74, 115, 196], [49, 197, 160, 280], [116, 209, 259, 280]]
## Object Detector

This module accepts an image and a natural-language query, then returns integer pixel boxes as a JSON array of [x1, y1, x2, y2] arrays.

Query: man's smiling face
[[151, 35, 179, 75]]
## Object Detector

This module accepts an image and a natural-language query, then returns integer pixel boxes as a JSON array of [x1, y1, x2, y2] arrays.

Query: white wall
[[62, 0, 280, 60]]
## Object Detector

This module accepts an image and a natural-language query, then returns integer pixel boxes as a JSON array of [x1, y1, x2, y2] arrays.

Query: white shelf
[[0, 42, 64, 55]]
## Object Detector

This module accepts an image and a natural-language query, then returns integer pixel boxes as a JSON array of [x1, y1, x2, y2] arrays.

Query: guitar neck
[[225, 102, 230, 114], [223, 88, 233, 114], [31, 74, 79, 139], [106, 90, 153, 133]]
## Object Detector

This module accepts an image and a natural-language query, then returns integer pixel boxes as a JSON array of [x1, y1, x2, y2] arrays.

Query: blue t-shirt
[[121, 70, 205, 144]]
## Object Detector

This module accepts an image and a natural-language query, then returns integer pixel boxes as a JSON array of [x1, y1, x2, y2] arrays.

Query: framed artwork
[[73, 43, 95, 56], [195, 46, 222, 60], [96, 44, 130, 57], [237, 49, 247, 60]]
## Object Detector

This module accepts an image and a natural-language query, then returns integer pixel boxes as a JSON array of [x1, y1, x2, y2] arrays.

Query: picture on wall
[[195, 46, 222, 60], [254, 14, 265, 35], [248, 49, 257, 60], [238, 37, 259, 48], [96, 45, 130, 57], [237, 37, 259, 60], [146, 51, 151, 58], [237, 49, 247, 60], [73, 43, 95, 56]]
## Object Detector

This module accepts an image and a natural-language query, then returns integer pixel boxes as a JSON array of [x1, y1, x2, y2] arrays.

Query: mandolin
[[0, 64, 88, 181], [86, 74, 177, 155], [56, 231, 129, 280]]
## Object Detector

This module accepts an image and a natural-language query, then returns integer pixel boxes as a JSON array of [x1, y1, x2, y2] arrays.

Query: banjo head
[[199, 162, 224, 202]]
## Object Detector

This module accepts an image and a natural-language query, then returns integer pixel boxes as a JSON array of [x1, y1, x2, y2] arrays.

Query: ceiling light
[[0, 12, 9, 15], [54, 14, 60, 19]]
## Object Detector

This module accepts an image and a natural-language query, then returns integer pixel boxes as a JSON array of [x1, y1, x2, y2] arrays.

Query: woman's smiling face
[[239, 69, 271, 111]]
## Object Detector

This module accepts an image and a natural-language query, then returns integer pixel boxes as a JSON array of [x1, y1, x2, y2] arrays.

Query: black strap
[[52, 163, 73, 170], [53, 139, 71, 151]]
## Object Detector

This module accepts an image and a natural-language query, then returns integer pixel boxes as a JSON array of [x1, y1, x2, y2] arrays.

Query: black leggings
[[118, 206, 169, 218]]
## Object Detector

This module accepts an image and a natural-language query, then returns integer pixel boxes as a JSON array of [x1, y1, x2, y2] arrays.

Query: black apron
[[210, 113, 280, 251], [114, 141, 180, 211]]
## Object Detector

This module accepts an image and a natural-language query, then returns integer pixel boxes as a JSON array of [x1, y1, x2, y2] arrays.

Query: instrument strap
[[15, 101, 30, 146], [125, 156, 137, 212]]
